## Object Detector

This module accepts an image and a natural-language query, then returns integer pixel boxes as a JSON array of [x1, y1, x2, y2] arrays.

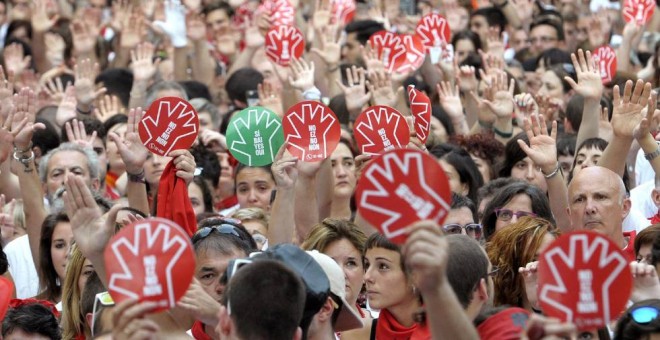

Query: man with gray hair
[[567, 166, 635, 257]]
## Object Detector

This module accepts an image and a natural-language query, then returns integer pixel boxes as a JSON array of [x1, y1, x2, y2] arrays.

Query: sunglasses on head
[[630, 306, 660, 325], [442, 223, 483, 239], [494, 208, 537, 221], [91, 292, 115, 338], [192, 221, 246, 244]]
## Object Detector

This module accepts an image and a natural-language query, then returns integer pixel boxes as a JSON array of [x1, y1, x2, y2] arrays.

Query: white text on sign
[[378, 128, 394, 150], [254, 131, 265, 156], [143, 255, 163, 296], [577, 270, 598, 313], [309, 125, 320, 151], [157, 122, 177, 146], [395, 183, 434, 219]]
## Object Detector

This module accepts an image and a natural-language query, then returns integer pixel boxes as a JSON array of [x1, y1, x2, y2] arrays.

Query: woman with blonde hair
[[231, 207, 270, 250], [61, 245, 95, 340], [301, 218, 372, 339], [486, 217, 558, 311]]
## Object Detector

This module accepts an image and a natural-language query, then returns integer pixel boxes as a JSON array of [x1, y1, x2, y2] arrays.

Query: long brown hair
[[486, 217, 558, 308]]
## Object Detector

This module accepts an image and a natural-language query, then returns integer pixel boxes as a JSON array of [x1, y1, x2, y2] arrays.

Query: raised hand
[[485, 27, 505, 58], [402, 221, 449, 294], [258, 81, 283, 117], [11, 88, 44, 151], [120, 12, 147, 50], [65, 118, 98, 150], [44, 32, 66, 67], [514, 93, 539, 121], [288, 58, 315, 92], [111, 299, 160, 340], [0, 106, 25, 164], [519, 261, 540, 311], [0, 66, 14, 102], [107, 108, 150, 175], [43, 76, 67, 104], [475, 70, 515, 119], [310, 25, 341, 68], [599, 107, 613, 141], [93, 95, 122, 122], [177, 279, 221, 326], [271, 142, 299, 189], [611, 79, 654, 139], [367, 70, 397, 107], [437, 81, 464, 122], [361, 45, 385, 73], [110, 0, 133, 32], [31, 0, 59, 33], [565, 49, 602, 100], [455, 65, 478, 93], [70, 19, 97, 55], [587, 16, 605, 48], [312, 0, 332, 30], [3, 44, 31, 77], [153, 0, 188, 48], [633, 91, 658, 141], [336, 66, 370, 115], [131, 43, 160, 83], [630, 261, 660, 302], [55, 85, 77, 127], [517, 115, 558, 174], [74, 59, 106, 106]]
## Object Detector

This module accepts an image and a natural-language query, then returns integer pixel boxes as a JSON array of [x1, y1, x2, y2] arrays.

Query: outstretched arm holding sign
[[269, 143, 298, 245]]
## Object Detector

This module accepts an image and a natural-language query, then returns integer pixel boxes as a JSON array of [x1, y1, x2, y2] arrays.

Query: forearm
[[268, 187, 296, 245], [32, 32, 51, 74], [294, 176, 319, 243], [111, 46, 131, 69], [463, 94, 480, 128], [423, 282, 480, 340], [638, 134, 660, 177], [316, 160, 334, 221], [15, 156, 47, 269], [227, 46, 259, 78], [497, 3, 522, 29], [451, 114, 470, 136], [616, 41, 634, 73], [128, 80, 149, 109], [544, 166, 572, 232], [419, 56, 442, 90], [599, 135, 633, 176], [310, 52, 330, 96], [191, 40, 214, 85], [173, 46, 189, 81], [126, 179, 150, 217], [0, 161, 20, 201], [575, 98, 601, 148], [492, 116, 514, 144]]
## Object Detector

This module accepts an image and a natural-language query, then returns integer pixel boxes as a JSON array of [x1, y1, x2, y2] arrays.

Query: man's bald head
[[569, 166, 626, 203]]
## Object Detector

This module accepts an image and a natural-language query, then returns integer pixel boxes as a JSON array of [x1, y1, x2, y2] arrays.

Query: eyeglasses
[[91, 292, 115, 337], [494, 208, 537, 221], [252, 233, 268, 246], [630, 306, 659, 324], [442, 223, 483, 239], [192, 221, 246, 244], [488, 266, 499, 277]]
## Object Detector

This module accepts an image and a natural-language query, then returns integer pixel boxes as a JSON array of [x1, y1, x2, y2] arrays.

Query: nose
[[511, 214, 519, 224], [585, 198, 597, 214], [215, 280, 225, 298], [526, 163, 536, 180], [336, 164, 347, 178], [364, 265, 375, 284], [247, 189, 259, 203]]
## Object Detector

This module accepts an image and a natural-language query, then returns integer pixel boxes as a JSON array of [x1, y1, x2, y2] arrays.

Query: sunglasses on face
[[630, 306, 660, 324], [442, 223, 483, 239], [494, 208, 537, 221], [91, 292, 115, 337]]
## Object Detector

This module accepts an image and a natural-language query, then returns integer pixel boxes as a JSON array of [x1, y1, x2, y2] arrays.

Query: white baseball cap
[[306, 250, 364, 332]]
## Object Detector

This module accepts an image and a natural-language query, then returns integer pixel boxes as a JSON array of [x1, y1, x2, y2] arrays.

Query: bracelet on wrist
[[644, 144, 660, 161], [76, 105, 93, 115], [302, 87, 322, 101], [541, 163, 561, 179], [13, 150, 34, 168], [13, 142, 32, 153], [493, 126, 513, 138], [127, 169, 146, 184]]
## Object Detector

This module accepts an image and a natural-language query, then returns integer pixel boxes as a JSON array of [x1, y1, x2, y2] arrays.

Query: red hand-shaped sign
[[104, 218, 196, 312], [283, 101, 341, 162], [331, 0, 356, 25], [356, 149, 451, 244], [354, 105, 410, 156], [259, 0, 295, 26], [538, 231, 632, 331], [623, 0, 655, 24], [368, 31, 407, 73], [593, 46, 617, 85], [265, 25, 305, 66], [415, 13, 452, 47], [396, 34, 426, 74], [407, 85, 431, 144], [0, 276, 13, 320], [138, 97, 199, 156]]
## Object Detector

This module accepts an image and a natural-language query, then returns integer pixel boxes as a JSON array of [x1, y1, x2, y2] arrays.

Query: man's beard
[[47, 187, 67, 213]]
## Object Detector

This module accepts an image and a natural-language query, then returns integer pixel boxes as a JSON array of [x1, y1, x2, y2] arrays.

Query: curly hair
[[486, 217, 558, 308], [450, 133, 505, 180]]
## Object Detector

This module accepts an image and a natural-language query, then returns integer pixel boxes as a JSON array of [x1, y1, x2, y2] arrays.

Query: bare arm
[[268, 144, 299, 245], [566, 49, 604, 149]]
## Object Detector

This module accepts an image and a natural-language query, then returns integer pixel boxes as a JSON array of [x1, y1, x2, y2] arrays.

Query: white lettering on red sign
[[143, 255, 163, 296], [395, 183, 434, 219], [378, 128, 394, 150], [308, 125, 320, 151], [577, 270, 598, 313], [157, 122, 177, 146]]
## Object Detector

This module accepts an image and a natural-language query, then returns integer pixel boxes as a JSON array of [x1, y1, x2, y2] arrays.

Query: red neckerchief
[[8, 298, 60, 319], [104, 171, 120, 200], [622, 230, 637, 262], [376, 308, 431, 340], [191, 320, 212, 340], [156, 161, 197, 237], [649, 212, 660, 225], [74, 334, 85, 340], [216, 195, 238, 211]]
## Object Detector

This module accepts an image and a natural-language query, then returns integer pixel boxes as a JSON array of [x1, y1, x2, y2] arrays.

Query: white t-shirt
[[629, 180, 657, 231], [4, 235, 39, 298]]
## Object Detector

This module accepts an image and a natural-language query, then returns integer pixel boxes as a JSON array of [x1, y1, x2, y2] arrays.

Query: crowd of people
[[0, 0, 659, 339]]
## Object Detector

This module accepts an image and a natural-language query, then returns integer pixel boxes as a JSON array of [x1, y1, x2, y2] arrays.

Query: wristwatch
[[644, 145, 660, 161]]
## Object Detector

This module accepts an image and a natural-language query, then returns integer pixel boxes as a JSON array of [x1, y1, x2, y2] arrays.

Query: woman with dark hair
[[567, 138, 631, 192], [36, 212, 73, 304], [364, 233, 430, 338], [614, 299, 660, 340], [451, 30, 482, 64], [450, 133, 505, 183], [430, 144, 484, 203], [231, 163, 276, 213], [481, 182, 555, 239], [499, 132, 548, 192], [189, 176, 215, 217], [537, 63, 577, 117], [329, 139, 358, 219]]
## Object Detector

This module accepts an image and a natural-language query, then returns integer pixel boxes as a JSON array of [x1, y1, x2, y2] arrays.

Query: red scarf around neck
[[376, 308, 431, 340], [156, 161, 197, 237]]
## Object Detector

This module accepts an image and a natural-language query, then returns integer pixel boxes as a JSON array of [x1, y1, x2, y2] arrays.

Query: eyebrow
[[200, 267, 217, 273], [375, 257, 392, 263]]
